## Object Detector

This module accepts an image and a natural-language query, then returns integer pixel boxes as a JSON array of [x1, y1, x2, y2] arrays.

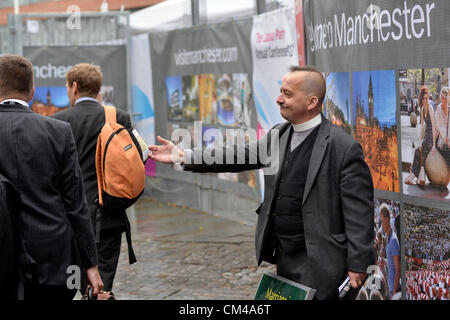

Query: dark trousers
[[79, 227, 123, 295], [23, 282, 77, 300], [276, 245, 315, 291], [412, 143, 432, 178], [97, 228, 123, 291], [0, 275, 18, 300], [437, 143, 450, 167]]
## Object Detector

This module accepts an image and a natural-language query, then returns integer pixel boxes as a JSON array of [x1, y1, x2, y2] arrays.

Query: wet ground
[[99, 198, 275, 300]]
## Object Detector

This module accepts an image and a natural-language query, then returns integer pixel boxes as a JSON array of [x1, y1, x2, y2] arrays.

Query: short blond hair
[[66, 63, 102, 97]]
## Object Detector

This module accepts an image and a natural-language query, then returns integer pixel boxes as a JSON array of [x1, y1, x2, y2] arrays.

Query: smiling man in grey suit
[[0, 55, 103, 299], [149, 66, 375, 299]]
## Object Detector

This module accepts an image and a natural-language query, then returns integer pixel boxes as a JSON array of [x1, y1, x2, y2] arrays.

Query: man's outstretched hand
[[148, 136, 184, 164]]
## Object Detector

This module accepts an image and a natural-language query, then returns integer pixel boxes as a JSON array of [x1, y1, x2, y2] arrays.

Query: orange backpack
[[95, 106, 145, 210]]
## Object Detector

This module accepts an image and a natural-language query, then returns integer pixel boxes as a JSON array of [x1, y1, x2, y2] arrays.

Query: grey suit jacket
[[0, 103, 98, 286], [184, 115, 375, 299]]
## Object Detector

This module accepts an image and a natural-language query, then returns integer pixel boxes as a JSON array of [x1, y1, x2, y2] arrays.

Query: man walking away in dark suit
[[52, 63, 138, 291], [148, 66, 375, 299], [0, 173, 21, 300], [0, 55, 103, 300]]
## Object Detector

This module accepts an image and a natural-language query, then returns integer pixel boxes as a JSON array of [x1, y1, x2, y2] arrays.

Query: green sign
[[254, 272, 316, 300]]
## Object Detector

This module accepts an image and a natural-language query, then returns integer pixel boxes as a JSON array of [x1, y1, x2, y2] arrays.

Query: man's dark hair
[[0, 54, 34, 97], [289, 65, 326, 107]]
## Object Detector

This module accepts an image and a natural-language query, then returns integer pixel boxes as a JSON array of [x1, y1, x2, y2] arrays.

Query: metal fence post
[[191, 0, 200, 26], [256, 0, 267, 14], [125, 12, 133, 116]]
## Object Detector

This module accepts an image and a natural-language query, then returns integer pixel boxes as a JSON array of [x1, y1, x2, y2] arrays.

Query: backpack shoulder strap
[[104, 106, 117, 123]]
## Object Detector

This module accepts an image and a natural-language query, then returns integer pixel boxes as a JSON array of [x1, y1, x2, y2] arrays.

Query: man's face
[[276, 72, 315, 124]]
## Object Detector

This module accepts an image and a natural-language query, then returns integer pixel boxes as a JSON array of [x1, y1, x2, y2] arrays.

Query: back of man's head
[[66, 63, 103, 98], [0, 54, 34, 99]]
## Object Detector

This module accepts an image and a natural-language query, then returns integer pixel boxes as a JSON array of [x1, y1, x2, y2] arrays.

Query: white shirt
[[75, 97, 98, 104], [0, 99, 29, 107]]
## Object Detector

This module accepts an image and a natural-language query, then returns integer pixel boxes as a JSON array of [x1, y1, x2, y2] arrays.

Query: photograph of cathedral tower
[[30, 86, 70, 116], [352, 70, 399, 192]]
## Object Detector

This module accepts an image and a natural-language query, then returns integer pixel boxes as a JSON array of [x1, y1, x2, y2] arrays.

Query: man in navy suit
[[0, 55, 103, 300]]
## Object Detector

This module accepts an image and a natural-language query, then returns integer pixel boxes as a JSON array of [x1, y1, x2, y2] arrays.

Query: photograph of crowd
[[358, 198, 402, 300], [404, 203, 449, 300], [352, 70, 399, 192], [232, 73, 252, 130], [215, 73, 236, 127], [400, 68, 450, 200]]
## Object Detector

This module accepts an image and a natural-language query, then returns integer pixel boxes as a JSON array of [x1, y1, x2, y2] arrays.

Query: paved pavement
[[103, 198, 275, 300]]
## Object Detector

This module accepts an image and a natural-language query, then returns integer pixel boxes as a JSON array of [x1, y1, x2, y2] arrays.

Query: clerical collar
[[292, 114, 322, 132], [1, 99, 29, 107]]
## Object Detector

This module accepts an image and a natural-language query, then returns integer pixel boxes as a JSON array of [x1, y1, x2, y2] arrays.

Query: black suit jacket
[[51, 100, 134, 230], [0, 103, 98, 286], [0, 172, 20, 299], [184, 115, 375, 299]]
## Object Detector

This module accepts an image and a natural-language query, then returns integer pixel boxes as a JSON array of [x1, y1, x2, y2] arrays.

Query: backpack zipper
[[102, 127, 126, 177]]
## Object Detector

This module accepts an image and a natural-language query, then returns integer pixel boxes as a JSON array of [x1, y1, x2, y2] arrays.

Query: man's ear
[[29, 87, 35, 101], [307, 96, 319, 111], [72, 82, 79, 93]]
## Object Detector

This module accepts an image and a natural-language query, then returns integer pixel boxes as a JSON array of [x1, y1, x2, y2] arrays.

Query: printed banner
[[131, 34, 156, 176], [24, 45, 128, 116], [304, 0, 450, 300], [294, 0, 306, 66], [150, 20, 258, 189], [251, 6, 298, 133]]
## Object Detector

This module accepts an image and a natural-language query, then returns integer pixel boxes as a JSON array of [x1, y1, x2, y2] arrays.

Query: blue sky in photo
[[352, 70, 396, 128], [326, 72, 351, 121], [165, 76, 182, 109], [32, 86, 69, 107]]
